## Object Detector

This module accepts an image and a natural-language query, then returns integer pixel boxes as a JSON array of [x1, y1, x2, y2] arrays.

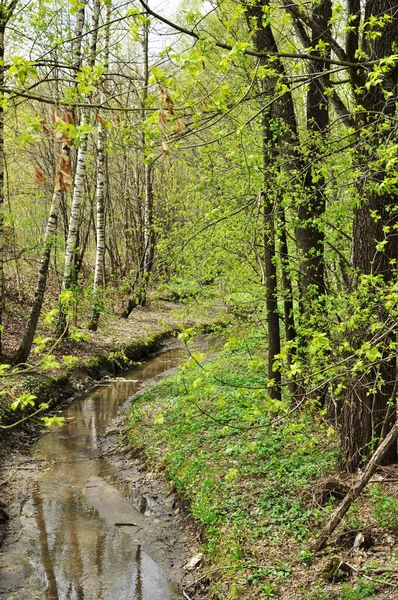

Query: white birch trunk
[[73, 6, 85, 70], [143, 160, 154, 275], [89, 2, 111, 330], [141, 20, 154, 284], [58, 0, 101, 334], [61, 114, 89, 291]]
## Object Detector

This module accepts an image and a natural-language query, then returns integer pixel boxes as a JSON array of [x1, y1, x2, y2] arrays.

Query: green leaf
[[63, 355, 79, 367], [154, 413, 165, 425], [225, 468, 239, 482], [40, 355, 61, 371], [42, 416, 65, 428], [11, 392, 37, 411]]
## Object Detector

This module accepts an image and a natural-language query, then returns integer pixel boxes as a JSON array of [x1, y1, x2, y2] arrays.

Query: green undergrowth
[[127, 327, 339, 599]]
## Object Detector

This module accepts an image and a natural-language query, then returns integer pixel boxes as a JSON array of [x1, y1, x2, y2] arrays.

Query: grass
[[127, 327, 340, 599]]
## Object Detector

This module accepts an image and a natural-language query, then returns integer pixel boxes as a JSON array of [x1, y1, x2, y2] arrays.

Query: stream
[[0, 341, 207, 600]]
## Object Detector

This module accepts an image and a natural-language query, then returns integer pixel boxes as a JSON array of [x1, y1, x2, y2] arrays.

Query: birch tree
[[57, 0, 101, 336], [12, 111, 74, 365], [11, 0, 87, 363], [89, 0, 111, 331]]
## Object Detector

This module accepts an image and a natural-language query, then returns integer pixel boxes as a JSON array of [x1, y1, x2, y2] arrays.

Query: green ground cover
[[127, 326, 343, 599]]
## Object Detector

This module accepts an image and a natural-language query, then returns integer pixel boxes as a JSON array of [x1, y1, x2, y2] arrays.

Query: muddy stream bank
[[0, 338, 216, 599]]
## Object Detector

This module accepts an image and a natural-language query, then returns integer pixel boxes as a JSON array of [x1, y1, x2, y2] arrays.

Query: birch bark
[[13, 0, 87, 360], [89, 1, 110, 330], [57, 0, 101, 335]]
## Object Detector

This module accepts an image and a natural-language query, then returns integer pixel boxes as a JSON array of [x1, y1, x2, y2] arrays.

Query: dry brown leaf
[[40, 120, 51, 136], [97, 113, 106, 127], [34, 166, 47, 185], [161, 87, 175, 117], [158, 109, 168, 129], [176, 119, 185, 132], [161, 140, 170, 155], [113, 112, 121, 127], [63, 109, 74, 125], [55, 143, 72, 192]]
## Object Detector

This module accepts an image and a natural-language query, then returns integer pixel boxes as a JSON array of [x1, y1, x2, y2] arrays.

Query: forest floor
[[122, 324, 398, 600]]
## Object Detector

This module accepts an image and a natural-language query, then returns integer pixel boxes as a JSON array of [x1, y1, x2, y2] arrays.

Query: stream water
[[0, 342, 203, 600]]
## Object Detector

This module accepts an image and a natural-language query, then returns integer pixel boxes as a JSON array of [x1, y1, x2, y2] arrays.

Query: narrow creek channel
[[0, 341, 208, 600]]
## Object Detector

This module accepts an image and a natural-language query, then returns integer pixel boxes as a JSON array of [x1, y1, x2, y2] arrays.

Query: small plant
[[299, 548, 313, 564], [299, 582, 330, 599], [370, 484, 398, 529], [10, 391, 37, 411], [345, 502, 365, 530], [340, 578, 377, 599]]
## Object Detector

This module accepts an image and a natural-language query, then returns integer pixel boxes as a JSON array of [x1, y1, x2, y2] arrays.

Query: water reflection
[[18, 347, 191, 600]]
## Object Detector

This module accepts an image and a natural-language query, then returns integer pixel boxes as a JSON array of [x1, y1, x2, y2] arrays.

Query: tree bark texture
[[0, 25, 5, 354], [122, 16, 154, 318], [89, 0, 111, 331], [13, 189, 63, 364], [296, 0, 330, 304], [58, 0, 101, 335], [340, 0, 398, 471]]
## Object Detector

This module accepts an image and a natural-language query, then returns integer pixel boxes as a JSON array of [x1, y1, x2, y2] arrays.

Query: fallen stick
[[311, 421, 398, 553]]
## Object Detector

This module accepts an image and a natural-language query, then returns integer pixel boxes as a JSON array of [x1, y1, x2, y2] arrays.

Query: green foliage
[[63, 355, 79, 367], [8, 57, 38, 86], [69, 327, 89, 342], [41, 416, 65, 428], [33, 335, 52, 354], [370, 484, 398, 530], [340, 579, 377, 599], [128, 329, 337, 597], [10, 392, 36, 411], [40, 355, 61, 371]]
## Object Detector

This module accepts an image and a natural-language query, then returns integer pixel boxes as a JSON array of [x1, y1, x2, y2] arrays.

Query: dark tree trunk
[[296, 0, 331, 305], [246, 0, 301, 399], [0, 24, 5, 355], [12, 190, 62, 365], [121, 17, 154, 319], [339, 0, 398, 471], [260, 187, 281, 398]]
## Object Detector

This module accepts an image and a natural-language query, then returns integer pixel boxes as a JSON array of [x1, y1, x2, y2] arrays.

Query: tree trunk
[[12, 189, 63, 364], [57, 111, 89, 335], [339, 0, 398, 471], [246, 0, 301, 399], [0, 24, 5, 354], [296, 0, 330, 306], [261, 187, 281, 398], [57, 0, 101, 336], [89, 0, 111, 331], [121, 15, 154, 318]]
